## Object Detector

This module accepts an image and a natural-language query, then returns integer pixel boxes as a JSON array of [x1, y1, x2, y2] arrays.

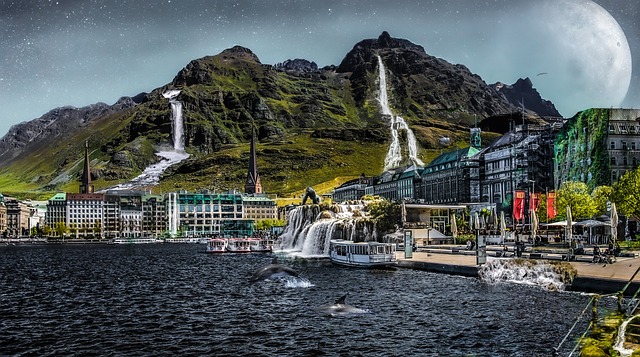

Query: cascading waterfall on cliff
[[377, 55, 424, 171], [164, 90, 185, 152], [107, 90, 190, 190], [278, 203, 376, 258]]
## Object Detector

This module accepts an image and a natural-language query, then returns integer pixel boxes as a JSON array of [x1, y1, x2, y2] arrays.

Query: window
[[610, 141, 616, 149], [623, 142, 628, 150], [611, 157, 616, 165]]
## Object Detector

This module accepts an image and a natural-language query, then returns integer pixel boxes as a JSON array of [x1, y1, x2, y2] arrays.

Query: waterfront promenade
[[398, 246, 640, 294]]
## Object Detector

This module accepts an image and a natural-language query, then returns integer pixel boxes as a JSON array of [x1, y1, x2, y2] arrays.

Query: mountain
[[492, 77, 561, 117], [0, 32, 559, 198]]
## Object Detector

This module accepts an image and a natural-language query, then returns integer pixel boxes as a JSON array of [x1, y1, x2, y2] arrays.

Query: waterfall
[[103, 90, 189, 191], [162, 90, 185, 152], [377, 55, 424, 171], [614, 315, 639, 357], [278, 203, 376, 258], [478, 259, 570, 291]]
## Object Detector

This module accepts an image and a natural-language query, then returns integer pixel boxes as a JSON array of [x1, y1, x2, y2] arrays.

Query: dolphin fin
[[335, 294, 348, 305]]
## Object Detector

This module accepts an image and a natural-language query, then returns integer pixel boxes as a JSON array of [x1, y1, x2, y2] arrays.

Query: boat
[[112, 237, 161, 244], [329, 239, 397, 268], [226, 238, 252, 253], [206, 238, 227, 253], [249, 238, 273, 253]]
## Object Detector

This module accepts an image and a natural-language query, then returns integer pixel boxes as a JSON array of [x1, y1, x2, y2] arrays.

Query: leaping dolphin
[[250, 257, 300, 282], [316, 294, 368, 316]]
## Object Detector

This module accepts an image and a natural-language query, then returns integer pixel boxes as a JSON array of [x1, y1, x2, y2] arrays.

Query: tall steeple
[[245, 130, 262, 194], [80, 140, 94, 194]]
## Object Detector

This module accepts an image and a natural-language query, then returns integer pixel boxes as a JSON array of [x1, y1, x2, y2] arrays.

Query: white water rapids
[[107, 90, 189, 190], [377, 55, 424, 171]]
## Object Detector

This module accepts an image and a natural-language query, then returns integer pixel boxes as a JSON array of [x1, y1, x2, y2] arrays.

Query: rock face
[[0, 97, 137, 167], [492, 78, 561, 117], [337, 31, 519, 119], [275, 59, 319, 73]]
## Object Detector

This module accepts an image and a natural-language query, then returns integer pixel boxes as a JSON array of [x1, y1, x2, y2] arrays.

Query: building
[[79, 140, 95, 194], [370, 167, 405, 201], [142, 194, 167, 238], [481, 123, 558, 221], [421, 147, 479, 205], [168, 190, 248, 237], [244, 131, 263, 195], [555, 108, 640, 188], [0, 194, 6, 236], [243, 195, 277, 221], [66, 193, 104, 238], [5, 197, 31, 237], [333, 175, 372, 203]]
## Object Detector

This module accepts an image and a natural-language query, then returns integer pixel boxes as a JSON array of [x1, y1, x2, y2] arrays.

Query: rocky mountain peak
[[275, 58, 318, 73], [220, 46, 261, 63], [492, 77, 561, 117]]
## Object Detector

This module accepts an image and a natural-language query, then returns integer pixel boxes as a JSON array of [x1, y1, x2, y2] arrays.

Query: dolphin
[[316, 294, 368, 316], [249, 257, 300, 282]]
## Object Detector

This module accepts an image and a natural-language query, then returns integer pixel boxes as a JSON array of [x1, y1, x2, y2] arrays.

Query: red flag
[[513, 190, 525, 221], [547, 192, 557, 220], [530, 193, 540, 212]]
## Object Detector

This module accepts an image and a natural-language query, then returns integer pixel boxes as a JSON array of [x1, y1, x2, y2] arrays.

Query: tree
[[54, 222, 68, 237], [255, 219, 286, 231], [366, 200, 401, 234], [556, 181, 597, 220], [591, 185, 613, 216], [611, 167, 640, 221]]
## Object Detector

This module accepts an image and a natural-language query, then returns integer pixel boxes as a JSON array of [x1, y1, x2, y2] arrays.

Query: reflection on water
[[0, 244, 614, 356]]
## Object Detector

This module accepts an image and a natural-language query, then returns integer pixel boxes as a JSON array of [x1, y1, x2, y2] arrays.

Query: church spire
[[245, 130, 262, 194], [80, 140, 94, 194]]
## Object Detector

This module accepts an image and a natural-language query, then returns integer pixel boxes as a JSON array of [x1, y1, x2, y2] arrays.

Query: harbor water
[[0, 244, 613, 356]]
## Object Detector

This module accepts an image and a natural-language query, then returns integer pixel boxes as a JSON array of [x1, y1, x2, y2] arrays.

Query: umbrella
[[490, 207, 498, 228], [480, 215, 486, 229], [474, 212, 480, 231], [469, 214, 473, 231], [611, 202, 618, 246], [566, 206, 573, 244], [500, 211, 506, 240], [451, 214, 458, 244], [531, 208, 539, 243]]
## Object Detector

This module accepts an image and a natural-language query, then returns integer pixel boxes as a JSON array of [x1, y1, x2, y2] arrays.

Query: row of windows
[[611, 157, 638, 166], [610, 141, 638, 150]]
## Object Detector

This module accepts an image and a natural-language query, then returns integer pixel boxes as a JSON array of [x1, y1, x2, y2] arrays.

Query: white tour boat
[[329, 239, 397, 268], [206, 238, 227, 253], [112, 237, 162, 244], [225, 238, 252, 253], [249, 238, 273, 253]]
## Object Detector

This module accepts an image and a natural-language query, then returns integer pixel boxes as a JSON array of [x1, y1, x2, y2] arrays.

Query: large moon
[[524, 0, 632, 117]]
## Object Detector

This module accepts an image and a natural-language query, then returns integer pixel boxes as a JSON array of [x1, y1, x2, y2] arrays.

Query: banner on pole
[[513, 190, 525, 221], [547, 192, 557, 219]]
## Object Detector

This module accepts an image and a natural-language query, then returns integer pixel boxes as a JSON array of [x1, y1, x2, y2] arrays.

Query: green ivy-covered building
[[554, 108, 640, 190]]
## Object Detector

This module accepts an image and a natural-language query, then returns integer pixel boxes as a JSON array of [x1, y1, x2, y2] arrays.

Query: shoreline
[[397, 250, 640, 295]]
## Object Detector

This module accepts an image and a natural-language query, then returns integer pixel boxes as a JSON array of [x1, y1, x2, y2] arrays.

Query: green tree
[[255, 219, 286, 231], [93, 221, 102, 238], [366, 200, 401, 234], [611, 167, 640, 221], [42, 225, 52, 237], [557, 181, 597, 220], [54, 222, 68, 237], [591, 185, 613, 216]]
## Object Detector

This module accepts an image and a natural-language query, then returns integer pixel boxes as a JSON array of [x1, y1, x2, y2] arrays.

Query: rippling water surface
[[0, 244, 610, 356]]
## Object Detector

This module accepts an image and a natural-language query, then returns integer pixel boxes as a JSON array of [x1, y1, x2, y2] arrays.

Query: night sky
[[1, 0, 638, 137]]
